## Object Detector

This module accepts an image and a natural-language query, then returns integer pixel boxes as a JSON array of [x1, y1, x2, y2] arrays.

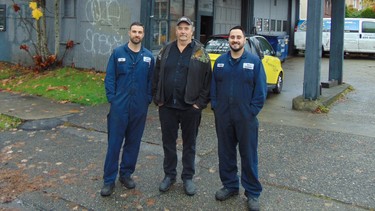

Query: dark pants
[[103, 102, 148, 185], [214, 108, 262, 198], [159, 106, 201, 180]]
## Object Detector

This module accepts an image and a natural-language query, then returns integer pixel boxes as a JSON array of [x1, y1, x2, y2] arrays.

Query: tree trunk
[[54, 0, 60, 56], [40, 0, 49, 60], [36, 19, 42, 56]]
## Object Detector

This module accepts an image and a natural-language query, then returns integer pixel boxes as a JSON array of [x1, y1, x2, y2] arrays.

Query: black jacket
[[152, 40, 212, 109]]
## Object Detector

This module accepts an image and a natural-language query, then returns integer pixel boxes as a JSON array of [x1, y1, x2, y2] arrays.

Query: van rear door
[[358, 20, 375, 53], [294, 20, 307, 52]]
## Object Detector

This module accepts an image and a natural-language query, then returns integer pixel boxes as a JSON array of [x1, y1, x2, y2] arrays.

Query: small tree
[[12, 0, 74, 72]]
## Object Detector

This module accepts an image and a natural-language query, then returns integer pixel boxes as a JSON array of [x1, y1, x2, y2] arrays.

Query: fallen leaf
[[146, 198, 156, 206], [146, 155, 157, 160], [46, 85, 68, 91], [324, 203, 333, 207], [68, 109, 80, 113], [120, 193, 127, 198], [209, 167, 216, 173]]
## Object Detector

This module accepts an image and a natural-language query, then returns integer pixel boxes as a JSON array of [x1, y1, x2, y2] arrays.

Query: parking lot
[[0, 55, 374, 210], [260, 55, 375, 138]]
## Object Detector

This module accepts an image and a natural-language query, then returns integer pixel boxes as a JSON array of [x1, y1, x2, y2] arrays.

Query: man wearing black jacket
[[152, 16, 211, 196]]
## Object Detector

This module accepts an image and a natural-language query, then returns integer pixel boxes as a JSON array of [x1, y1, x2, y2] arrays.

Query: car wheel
[[272, 73, 283, 94]]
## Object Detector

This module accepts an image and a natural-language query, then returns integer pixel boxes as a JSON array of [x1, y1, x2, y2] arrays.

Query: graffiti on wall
[[82, 0, 130, 56], [83, 28, 123, 55], [85, 0, 121, 26]]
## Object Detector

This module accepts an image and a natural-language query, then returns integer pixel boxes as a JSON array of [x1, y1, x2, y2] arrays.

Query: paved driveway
[[260, 56, 375, 138]]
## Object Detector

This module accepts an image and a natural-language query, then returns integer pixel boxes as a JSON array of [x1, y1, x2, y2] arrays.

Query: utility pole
[[303, 0, 324, 100]]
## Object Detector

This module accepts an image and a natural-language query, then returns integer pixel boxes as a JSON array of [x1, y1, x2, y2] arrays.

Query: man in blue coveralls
[[210, 26, 267, 210], [101, 22, 155, 196]]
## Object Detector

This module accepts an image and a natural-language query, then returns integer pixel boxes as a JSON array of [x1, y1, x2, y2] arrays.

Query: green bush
[[361, 7, 375, 18], [346, 5, 375, 18]]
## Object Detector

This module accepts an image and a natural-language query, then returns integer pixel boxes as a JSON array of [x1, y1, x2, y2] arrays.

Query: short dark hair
[[229, 25, 245, 36], [130, 22, 144, 30]]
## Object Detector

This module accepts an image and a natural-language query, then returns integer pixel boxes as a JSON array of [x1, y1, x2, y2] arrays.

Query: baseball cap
[[177, 16, 193, 26]]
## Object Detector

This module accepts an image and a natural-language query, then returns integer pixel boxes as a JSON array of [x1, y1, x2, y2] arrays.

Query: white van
[[294, 18, 375, 55]]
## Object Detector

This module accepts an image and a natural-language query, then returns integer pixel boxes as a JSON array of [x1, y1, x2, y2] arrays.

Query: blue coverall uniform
[[210, 50, 267, 198], [103, 43, 154, 185]]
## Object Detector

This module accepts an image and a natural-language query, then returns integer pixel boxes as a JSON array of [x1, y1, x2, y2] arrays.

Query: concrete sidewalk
[[1, 56, 374, 210]]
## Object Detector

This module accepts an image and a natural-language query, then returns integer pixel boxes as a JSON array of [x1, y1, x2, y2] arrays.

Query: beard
[[130, 37, 142, 45], [230, 45, 244, 52]]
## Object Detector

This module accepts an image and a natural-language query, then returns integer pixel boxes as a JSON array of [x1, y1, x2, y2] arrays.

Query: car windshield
[[204, 38, 230, 54]]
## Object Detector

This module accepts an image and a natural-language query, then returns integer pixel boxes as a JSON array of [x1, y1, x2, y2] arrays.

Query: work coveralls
[[210, 50, 267, 198], [103, 43, 154, 185]]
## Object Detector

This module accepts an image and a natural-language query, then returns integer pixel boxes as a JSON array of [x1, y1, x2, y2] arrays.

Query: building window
[[263, 19, 269, 32], [184, 0, 195, 19], [151, 0, 196, 50], [282, 20, 288, 32], [152, 0, 169, 47], [271, 19, 276, 31], [256, 18, 263, 33], [277, 20, 282, 31]]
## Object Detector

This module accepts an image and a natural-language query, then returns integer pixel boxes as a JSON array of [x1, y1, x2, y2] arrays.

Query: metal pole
[[329, 0, 345, 84], [303, 0, 324, 100]]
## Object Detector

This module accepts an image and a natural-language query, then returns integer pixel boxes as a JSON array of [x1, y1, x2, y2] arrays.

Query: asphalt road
[[0, 56, 374, 210]]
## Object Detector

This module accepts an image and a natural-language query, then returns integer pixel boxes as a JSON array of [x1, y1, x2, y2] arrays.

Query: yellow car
[[204, 34, 284, 94]]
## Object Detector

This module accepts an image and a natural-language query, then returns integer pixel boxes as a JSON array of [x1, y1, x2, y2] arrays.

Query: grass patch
[[0, 62, 30, 80], [1, 66, 107, 105], [0, 68, 13, 80], [0, 114, 22, 131]]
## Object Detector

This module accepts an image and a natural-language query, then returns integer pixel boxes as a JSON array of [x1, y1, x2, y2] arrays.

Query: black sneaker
[[119, 176, 136, 189], [183, 179, 196, 196], [159, 176, 176, 192], [215, 187, 239, 201], [247, 197, 260, 211], [100, 183, 115, 197]]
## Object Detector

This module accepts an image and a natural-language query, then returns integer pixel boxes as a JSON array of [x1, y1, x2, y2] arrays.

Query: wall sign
[[0, 5, 6, 31]]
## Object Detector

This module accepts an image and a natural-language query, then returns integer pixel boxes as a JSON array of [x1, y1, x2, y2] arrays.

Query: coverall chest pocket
[[243, 68, 255, 84], [116, 61, 130, 75], [214, 67, 225, 82]]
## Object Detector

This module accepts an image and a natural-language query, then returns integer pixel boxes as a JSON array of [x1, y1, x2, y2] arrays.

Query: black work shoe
[[183, 179, 196, 196], [159, 176, 176, 192], [247, 197, 260, 211], [100, 183, 115, 197], [215, 187, 239, 201], [119, 176, 136, 189]]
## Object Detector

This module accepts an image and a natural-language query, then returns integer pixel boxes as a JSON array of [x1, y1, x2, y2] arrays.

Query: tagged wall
[[72, 0, 137, 71], [0, 0, 141, 71]]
